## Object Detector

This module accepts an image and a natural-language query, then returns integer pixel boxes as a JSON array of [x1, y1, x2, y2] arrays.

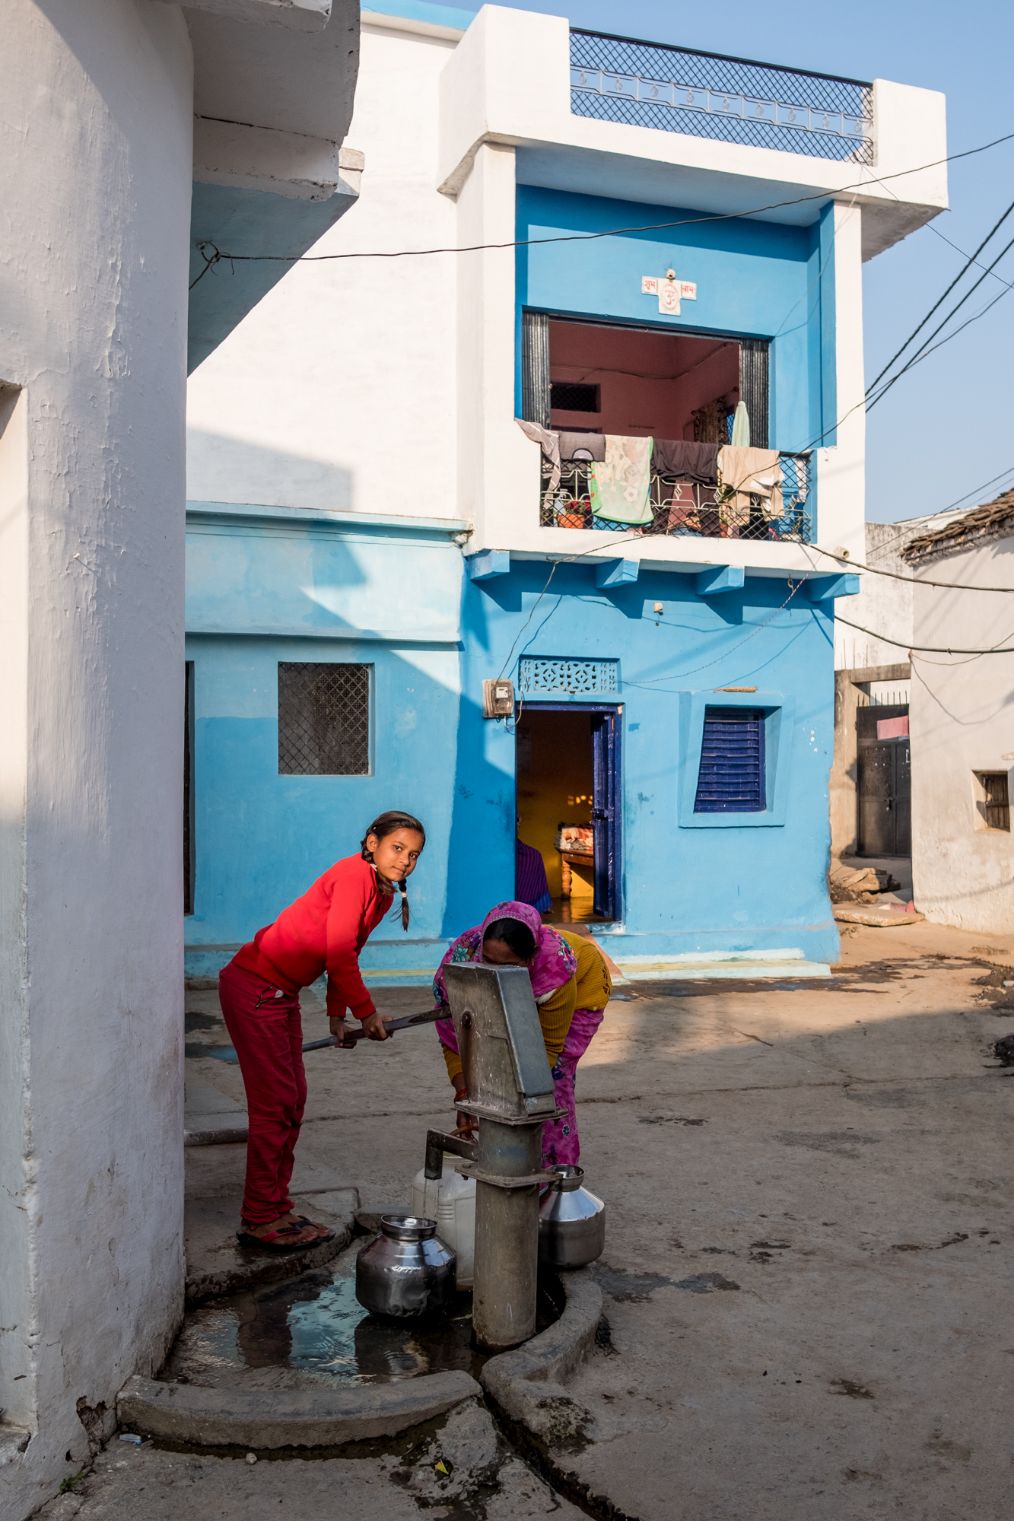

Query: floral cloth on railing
[[589, 435, 654, 525]]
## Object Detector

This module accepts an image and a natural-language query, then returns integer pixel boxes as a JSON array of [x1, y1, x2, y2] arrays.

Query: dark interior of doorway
[[856, 704, 911, 858], [515, 707, 613, 924]]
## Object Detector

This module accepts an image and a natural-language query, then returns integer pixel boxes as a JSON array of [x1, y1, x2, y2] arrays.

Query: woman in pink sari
[[433, 901, 611, 1167]]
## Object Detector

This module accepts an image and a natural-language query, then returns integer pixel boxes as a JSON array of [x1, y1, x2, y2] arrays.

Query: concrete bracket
[[466, 549, 511, 582], [804, 572, 861, 602], [595, 558, 640, 589], [695, 565, 745, 597]]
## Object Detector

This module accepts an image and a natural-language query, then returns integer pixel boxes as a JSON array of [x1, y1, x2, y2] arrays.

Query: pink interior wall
[[548, 320, 739, 440]]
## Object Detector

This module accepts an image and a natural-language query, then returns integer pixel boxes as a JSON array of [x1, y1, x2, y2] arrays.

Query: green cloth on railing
[[589, 436, 654, 525]]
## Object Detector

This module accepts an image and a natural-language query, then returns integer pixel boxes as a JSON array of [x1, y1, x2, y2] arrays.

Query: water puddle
[[164, 1247, 562, 1390]]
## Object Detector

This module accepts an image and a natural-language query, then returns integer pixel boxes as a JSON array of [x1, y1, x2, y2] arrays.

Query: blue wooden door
[[591, 710, 620, 919]]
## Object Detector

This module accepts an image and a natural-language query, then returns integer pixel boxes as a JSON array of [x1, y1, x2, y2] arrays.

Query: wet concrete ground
[[165, 1241, 561, 1393], [39, 921, 1014, 1521]]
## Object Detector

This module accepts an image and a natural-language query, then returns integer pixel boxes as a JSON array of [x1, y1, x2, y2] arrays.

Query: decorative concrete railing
[[539, 453, 813, 543], [570, 29, 874, 164]]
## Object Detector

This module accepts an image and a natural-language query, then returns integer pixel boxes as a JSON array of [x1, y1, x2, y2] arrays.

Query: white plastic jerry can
[[411, 1164, 476, 1289]]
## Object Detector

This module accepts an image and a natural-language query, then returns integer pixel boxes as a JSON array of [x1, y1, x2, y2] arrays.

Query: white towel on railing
[[717, 445, 783, 520], [516, 418, 562, 508]]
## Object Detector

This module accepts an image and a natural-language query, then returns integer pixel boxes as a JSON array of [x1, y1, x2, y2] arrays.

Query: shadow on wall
[[185, 480, 514, 964], [187, 428, 355, 513]]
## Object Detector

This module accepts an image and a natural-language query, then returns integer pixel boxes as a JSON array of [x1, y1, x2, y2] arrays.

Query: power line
[[189, 128, 1014, 277], [803, 541, 1014, 592], [866, 224, 1014, 411], [865, 196, 1014, 394], [835, 612, 1014, 655], [865, 465, 1014, 562]]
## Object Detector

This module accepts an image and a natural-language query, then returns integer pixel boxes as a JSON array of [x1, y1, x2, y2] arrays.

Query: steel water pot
[[355, 1214, 456, 1318], [538, 1165, 605, 1269]]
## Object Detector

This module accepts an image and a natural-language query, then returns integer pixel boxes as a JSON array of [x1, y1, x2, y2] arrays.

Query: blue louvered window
[[694, 707, 766, 813]]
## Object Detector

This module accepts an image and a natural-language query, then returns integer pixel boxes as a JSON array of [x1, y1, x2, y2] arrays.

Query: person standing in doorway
[[219, 810, 426, 1250], [432, 901, 610, 1167]]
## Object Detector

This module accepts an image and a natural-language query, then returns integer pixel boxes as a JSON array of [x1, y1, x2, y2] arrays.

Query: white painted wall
[[0, 4, 192, 1512], [834, 521, 915, 670], [186, 18, 461, 514], [188, 8, 944, 585], [909, 535, 1014, 933]]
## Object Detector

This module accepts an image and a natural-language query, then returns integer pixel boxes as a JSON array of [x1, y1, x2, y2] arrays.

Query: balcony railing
[[570, 29, 873, 165], [539, 453, 813, 543]]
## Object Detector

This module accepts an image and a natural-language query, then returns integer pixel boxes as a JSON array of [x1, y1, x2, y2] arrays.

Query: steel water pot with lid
[[355, 1215, 456, 1319], [538, 1165, 605, 1269]]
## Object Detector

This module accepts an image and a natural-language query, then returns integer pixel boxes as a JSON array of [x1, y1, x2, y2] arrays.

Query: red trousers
[[219, 959, 307, 1226]]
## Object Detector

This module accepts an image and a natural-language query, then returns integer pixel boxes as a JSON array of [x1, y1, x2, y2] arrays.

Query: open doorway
[[515, 704, 620, 922]]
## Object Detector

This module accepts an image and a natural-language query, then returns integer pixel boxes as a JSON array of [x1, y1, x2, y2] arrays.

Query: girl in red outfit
[[219, 810, 426, 1251]]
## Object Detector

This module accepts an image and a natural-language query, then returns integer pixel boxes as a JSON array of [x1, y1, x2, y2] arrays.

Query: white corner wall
[[909, 537, 1014, 933], [0, 4, 192, 1513], [186, 19, 460, 518]]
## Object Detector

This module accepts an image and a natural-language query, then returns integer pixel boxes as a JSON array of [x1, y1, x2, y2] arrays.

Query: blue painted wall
[[185, 511, 839, 976], [185, 509, 468, 976], [451, 563, 838, 964], [515, 186, 835, 460]]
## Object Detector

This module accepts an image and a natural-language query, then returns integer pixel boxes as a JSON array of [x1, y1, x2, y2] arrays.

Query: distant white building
[[902, 493, 1014, 934]]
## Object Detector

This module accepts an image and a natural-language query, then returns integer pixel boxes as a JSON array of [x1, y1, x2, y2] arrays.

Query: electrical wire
[[188, 128, 1014, 277], [864, 465, 1014, 562], [866, 225, 1014, 411], [835, 612, 1014, 655], [802, 540, 1014, 592], [865, 196, 1014, 393]]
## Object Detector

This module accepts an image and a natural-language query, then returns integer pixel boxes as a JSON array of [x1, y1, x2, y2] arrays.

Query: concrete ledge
[[480, 1274, 602, 1448], [185, 1188, 358, 1305], [117, 1370, 482, 1449]]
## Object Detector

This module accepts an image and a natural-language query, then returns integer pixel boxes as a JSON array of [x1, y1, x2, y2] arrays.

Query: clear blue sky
[[453, 0, 1014, 523]]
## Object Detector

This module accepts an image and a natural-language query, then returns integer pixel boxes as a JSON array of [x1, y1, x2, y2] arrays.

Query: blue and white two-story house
[[183, 2, 947, 982]]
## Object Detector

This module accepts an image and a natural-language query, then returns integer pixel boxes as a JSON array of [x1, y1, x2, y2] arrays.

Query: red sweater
[[232, 855, 393, 1021]]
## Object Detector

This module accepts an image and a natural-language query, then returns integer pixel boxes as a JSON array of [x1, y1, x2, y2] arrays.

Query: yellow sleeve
[[538, 977, 578, 1070], [441, 1042, 464, 1088]]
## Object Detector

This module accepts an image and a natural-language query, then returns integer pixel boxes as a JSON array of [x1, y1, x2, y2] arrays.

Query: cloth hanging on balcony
[[653, 439, 720, 483], [560, 431, 606, 462], [717, 445, 783, 522], [589, 436, 654, 525], [691, 398, 731, 443], [731, 400, 751, 448], [516, 418, 562, 508]]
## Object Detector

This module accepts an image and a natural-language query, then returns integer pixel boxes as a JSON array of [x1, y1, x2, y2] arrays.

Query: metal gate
[[856, 704, 910, 856]]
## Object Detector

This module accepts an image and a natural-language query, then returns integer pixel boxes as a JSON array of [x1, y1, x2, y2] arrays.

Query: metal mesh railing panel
[[278, 662, 371, 776], [570, 30, 873, 164], [539, 453, 812, 543]]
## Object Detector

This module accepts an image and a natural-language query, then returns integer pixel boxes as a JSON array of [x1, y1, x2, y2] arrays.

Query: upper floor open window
[[522, 311, 768, 446]]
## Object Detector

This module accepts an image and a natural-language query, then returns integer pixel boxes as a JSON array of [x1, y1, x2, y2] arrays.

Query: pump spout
[[424, 1127, 476, 1180]]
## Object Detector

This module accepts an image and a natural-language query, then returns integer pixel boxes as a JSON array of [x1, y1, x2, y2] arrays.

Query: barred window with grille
[[694, 707, 766, 813], [278, 662, 371, 776], [973, 771, 1010, 832]]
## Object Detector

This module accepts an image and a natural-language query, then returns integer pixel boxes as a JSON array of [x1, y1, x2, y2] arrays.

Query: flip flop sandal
[[236, 1221, 323, 1253], [290, 1215, 335, 1242]]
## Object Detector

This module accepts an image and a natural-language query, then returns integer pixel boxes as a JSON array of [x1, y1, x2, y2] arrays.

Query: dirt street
[[40, 922, 1014, 1521]]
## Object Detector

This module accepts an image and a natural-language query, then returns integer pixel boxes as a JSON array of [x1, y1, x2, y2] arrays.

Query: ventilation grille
[[278, 662, 371, 775], [519, 657, 619, 695], [694, 707, 765, 812]]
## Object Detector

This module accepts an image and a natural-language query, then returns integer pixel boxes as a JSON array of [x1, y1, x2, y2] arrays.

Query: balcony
[[570, 29, 873, 165], [538, 452, 813, 544]]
